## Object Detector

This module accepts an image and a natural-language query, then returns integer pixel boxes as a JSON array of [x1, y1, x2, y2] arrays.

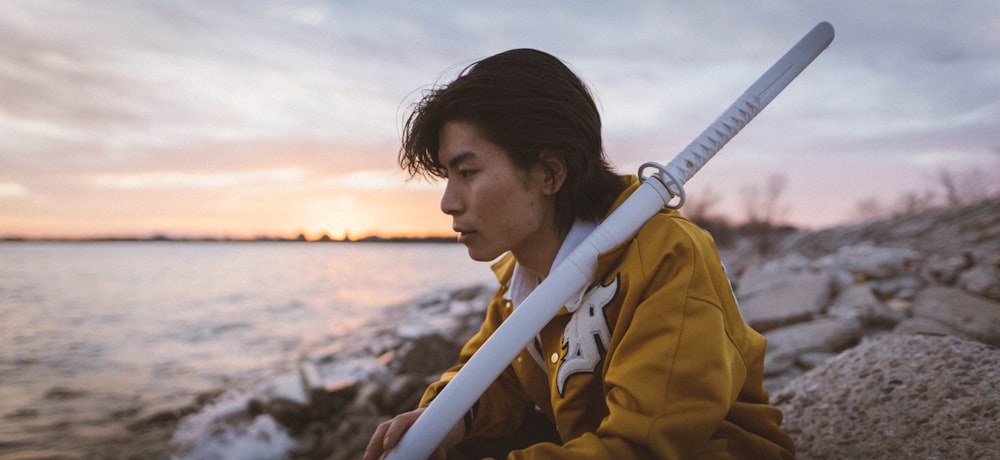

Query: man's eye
[[458, 169, 476, 178]]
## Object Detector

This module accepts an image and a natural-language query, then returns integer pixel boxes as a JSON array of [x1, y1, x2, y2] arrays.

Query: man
[[365, 48, 794, 459]]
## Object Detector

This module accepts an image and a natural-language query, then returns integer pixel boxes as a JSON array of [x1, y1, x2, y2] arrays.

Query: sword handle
[[649, 21, 834, 193]]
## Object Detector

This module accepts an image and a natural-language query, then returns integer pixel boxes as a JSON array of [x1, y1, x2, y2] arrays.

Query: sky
[[2, 1, 998, 239]]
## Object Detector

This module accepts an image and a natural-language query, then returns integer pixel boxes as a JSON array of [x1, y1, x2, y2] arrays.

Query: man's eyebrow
[[446, 151, 476, 170]]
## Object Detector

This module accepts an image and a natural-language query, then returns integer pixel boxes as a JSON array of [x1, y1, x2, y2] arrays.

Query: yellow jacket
[[421, 176, 794, 459]]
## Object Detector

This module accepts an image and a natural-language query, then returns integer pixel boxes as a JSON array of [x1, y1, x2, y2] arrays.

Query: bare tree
[[938, 169, 961, 206], [684, 185, 722, 223], [934, 150, 1000, 207], [683, 185, 735, 247], [740, 184, 762, 224], [738, 173, 791, 254], [763, 174, 789, 225], [853, 151, 1000, 222], [891, 189, 937, 217], [740, 173, 788, 226], [854, 197, 884, 221]]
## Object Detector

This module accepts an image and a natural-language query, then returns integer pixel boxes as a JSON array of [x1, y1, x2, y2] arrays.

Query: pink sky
[[2, 1, 998, 239]]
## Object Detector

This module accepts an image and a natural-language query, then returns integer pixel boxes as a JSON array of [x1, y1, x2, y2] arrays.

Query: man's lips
[[453, 226, 475, 243]]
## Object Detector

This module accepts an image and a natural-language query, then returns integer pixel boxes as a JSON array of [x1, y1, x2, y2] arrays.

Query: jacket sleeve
[[511, 221, 753, 459], [419, 290, 535, 439]]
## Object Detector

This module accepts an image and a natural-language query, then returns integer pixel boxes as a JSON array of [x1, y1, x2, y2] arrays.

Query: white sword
[[387, 21, 835, 460]]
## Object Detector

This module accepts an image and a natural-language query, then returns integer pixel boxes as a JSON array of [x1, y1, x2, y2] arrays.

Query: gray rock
[[298, 360, 329, 416], [322, 377, 361, 415], [922, 252, 974, 285], [794, 351, 837, 370], [787, 199, 1000, 257], [763, 317, 864, 376], [763, 368, 803, 398], [379, 373, 426, 414], [773, 335, 1000, 460], [736, 266, 832, 329], [910, 286, 1000, 347], [828, 283, 880, 311], [346, 381, 383, 417], [975, 250, 1000, 267], [389, 333, 462, 376], [871, 275, 925, 300], [958, 265, 1000, 301], [259, 372, 309, 406], [763, 348, 798, 377], [892, 317, 968, 340], [247, 397, 310, 433], [325, 415, 385, 460], [824, 244, 923, 280], [827, 284, 905, 329]]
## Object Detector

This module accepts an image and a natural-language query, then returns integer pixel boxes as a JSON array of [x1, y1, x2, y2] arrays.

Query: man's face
[[437, 120, 556, 263]]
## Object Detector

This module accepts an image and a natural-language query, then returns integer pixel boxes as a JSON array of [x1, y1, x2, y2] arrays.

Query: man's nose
[[440, 181, 462, 216]]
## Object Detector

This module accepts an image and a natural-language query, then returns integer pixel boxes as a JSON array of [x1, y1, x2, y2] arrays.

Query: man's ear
[[537, 149, 567, 196]]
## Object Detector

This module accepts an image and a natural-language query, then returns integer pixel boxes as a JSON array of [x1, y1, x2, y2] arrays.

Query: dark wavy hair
[[399, 48, 625, 235]]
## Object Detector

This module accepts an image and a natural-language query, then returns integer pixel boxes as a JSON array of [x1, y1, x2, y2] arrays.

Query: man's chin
[[464, 246, 502, 262]]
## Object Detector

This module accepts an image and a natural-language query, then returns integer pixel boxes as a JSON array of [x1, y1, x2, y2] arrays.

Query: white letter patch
[[556, 275, 618, 396]]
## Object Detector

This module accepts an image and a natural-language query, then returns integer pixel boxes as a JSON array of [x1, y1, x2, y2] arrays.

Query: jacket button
[[550, 353, 559, 363]]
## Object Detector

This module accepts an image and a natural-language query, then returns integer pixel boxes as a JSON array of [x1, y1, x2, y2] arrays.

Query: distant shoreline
[[0, 235, 459, 244]]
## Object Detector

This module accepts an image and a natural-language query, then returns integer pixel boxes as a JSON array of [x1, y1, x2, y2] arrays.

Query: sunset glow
[[2, 1, 998, 239]]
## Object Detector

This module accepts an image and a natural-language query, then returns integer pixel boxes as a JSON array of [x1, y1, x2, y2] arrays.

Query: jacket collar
[[490, 175, 646, 311], [494, 219, 598, 312]]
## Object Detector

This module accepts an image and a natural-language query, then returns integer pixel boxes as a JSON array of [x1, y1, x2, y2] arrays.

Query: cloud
[[0, 182, 28, 198], [266, 3, 329, 26], [81, 166, 438, 196], [2, 1, 998, 236], [84, 168, 307, 190], [321, 169, 442, 192], [0, 1, 407, 153]]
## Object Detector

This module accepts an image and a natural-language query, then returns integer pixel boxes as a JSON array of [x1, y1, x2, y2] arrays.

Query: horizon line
[[0, 233, 459, 243]]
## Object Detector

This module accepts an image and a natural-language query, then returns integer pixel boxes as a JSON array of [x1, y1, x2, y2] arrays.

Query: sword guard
[[638, 161, 686, 209]]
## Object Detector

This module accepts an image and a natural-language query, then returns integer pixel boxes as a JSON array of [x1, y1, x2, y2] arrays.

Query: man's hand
[[363, 407, 465, 460]]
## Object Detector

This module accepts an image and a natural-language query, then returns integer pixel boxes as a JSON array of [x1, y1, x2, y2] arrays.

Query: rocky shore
[[152, 199, 999, 459]]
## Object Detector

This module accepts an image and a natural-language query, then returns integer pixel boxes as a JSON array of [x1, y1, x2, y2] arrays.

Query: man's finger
[[364, 420, 392, 460], [382, 416, 409, 450]]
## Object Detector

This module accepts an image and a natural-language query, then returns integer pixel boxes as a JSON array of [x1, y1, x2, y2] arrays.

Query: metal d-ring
[[638, 161, 686, 209]]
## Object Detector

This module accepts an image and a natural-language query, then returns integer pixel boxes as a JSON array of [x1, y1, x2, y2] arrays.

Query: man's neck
[[512, 229, 565, 281], [506, 219, 599, 311]]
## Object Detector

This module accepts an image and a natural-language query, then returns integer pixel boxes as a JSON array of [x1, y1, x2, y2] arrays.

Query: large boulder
[[958, 265, 1000, 301], [763, 317, 864, 376], [773, 334, 1000, 459], [908, 286, 1000, 347], [736, 266, 832, 330], [388, 333, 463, 376], [826, 283, 907, 328], [822, 244, 923, 280]]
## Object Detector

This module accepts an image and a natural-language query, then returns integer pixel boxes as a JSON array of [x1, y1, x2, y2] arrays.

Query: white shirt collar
[[506, 219, 597, 312]]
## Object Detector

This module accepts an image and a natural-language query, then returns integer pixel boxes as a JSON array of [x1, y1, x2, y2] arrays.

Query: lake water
[[0, 241, 494, 458]]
